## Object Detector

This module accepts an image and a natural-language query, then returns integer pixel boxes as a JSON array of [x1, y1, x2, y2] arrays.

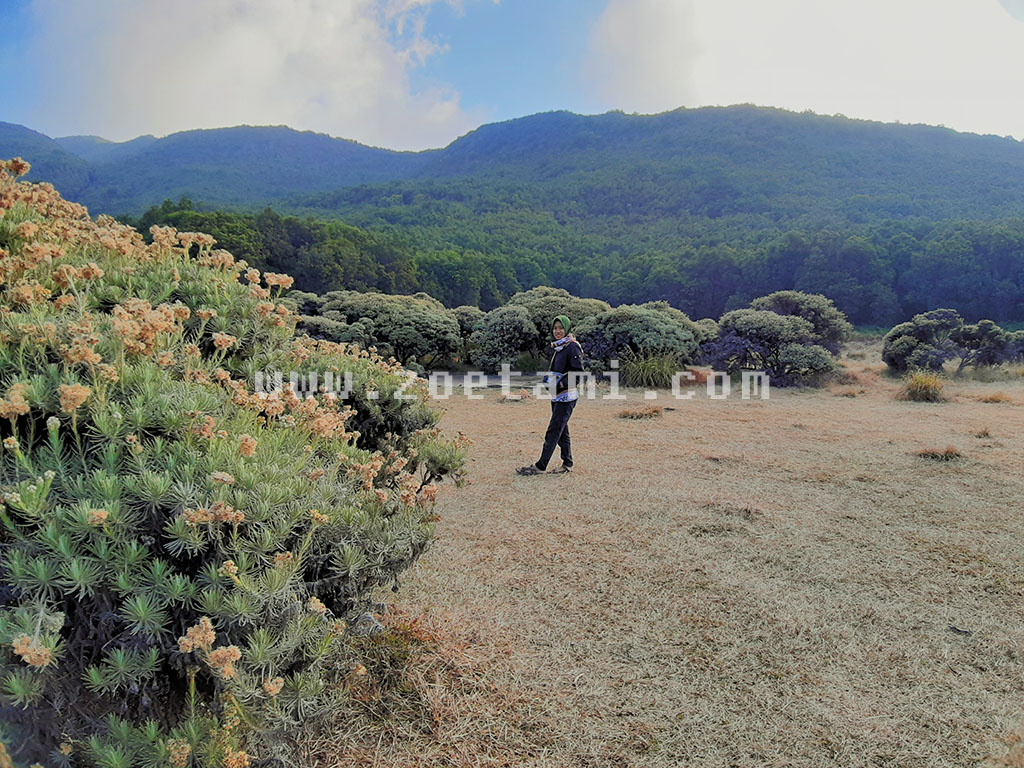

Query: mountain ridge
[[4, 105, 1024, 217]]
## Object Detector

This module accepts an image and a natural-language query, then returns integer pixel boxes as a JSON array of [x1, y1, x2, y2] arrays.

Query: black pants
[[536, 399, 577, 470]]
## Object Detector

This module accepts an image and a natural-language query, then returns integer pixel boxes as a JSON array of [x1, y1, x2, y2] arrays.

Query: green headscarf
[[553, 315, 571, 336]]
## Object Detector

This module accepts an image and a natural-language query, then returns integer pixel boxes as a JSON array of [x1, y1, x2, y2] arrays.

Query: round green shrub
[[574, 301, 708, 378], [301, 290, 461, 369], [749, 290, 853, 354], [468, 305, 537, 373], [505, 286, 610, 351]]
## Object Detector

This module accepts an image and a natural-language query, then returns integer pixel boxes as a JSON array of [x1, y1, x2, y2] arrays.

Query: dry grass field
[[311, 357, 1024, 768]]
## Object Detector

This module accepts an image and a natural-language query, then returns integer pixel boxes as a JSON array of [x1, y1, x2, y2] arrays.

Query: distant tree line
[[126, 198, 1024, 327]]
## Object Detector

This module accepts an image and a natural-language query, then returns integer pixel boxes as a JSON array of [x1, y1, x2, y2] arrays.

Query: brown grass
[[977, 392, 1013, 404], [617, 405, 662, 419], [313, 378, 1024, 767], [833, 368, 864, 386], [498, 388, 533, 403], [917, 445, 963, 461]]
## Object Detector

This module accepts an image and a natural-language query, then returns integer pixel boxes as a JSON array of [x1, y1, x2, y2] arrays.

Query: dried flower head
[[264, 273, 294, 289], [58, 383, 91, 413], [212, 332, 237, 351], [238, 434, 257, 457], [14, 221, 39, 239], [0, 382, 31, 421], [273, 551, 294, 568], [12, 634, 54, 667], [183, 506, 213, 525], [307, 596, 327, 614], [86, 508, 108, 526], [177, 616, 216, 653], [206, 645, 242, 679], [167, 739, 191, 768]]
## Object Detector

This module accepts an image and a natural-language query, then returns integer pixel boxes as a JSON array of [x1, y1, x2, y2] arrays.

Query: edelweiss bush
[[0, 160, 467, 766]]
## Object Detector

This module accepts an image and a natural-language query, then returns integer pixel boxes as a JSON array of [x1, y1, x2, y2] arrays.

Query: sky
[[2, 0, 1024, 150]]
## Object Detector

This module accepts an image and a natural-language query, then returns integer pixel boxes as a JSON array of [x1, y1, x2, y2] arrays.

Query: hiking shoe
[[516, 465, 542, 476], [550, 464, 572, 474]]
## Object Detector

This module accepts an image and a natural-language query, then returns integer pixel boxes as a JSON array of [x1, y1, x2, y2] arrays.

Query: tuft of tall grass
[[620, 350, 683, 389], [898, 371, 946, 402]]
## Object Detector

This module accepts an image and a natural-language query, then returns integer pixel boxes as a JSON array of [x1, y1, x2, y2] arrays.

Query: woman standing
[[517, 315, 584, 475]]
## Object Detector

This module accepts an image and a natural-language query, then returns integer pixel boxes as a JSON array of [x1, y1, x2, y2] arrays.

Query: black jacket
[[547, 339, 585, 394]]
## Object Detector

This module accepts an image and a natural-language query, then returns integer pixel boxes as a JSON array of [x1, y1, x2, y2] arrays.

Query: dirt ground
[[319, 359, 1024, 768]]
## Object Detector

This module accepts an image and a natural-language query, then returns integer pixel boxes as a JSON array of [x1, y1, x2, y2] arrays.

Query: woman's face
[[553, 321, 566, 340]]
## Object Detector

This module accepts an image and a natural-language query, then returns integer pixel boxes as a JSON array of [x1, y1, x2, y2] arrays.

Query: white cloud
[[585, 0, 1024, 139], [583, 0, 700, 114], [22, 0, 484, 149]]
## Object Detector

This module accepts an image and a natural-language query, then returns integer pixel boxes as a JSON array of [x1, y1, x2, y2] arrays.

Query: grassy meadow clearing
[[311, 349, 1024, 768]]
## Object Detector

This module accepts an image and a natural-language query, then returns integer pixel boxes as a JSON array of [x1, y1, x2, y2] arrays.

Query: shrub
[[450, 305, 485, 364], [749, 290, 853, 354], [884, 313, 1021, 375], [881, 308, 963, 372], [0, 161, 467, 764], [574, 302, 708, 378], [1010, 331, 1024, 363], [700, 309, 836, 386], [450, 305, 485, 339], [469, 305, 537, 373], [505, 286, 610, 351], [898, 371, 946, 402], [300, 290, 461, 369]]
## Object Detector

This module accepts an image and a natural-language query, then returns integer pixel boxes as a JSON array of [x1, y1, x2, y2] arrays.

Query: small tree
[[451, 305, 485, 340], [881, 308, 963, 372], [701, 309, 836, 386], [950, 319, 1011, 373]]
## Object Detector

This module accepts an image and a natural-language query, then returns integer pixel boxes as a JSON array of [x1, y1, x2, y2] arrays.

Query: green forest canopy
[[7, 105, 1024, 325]]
